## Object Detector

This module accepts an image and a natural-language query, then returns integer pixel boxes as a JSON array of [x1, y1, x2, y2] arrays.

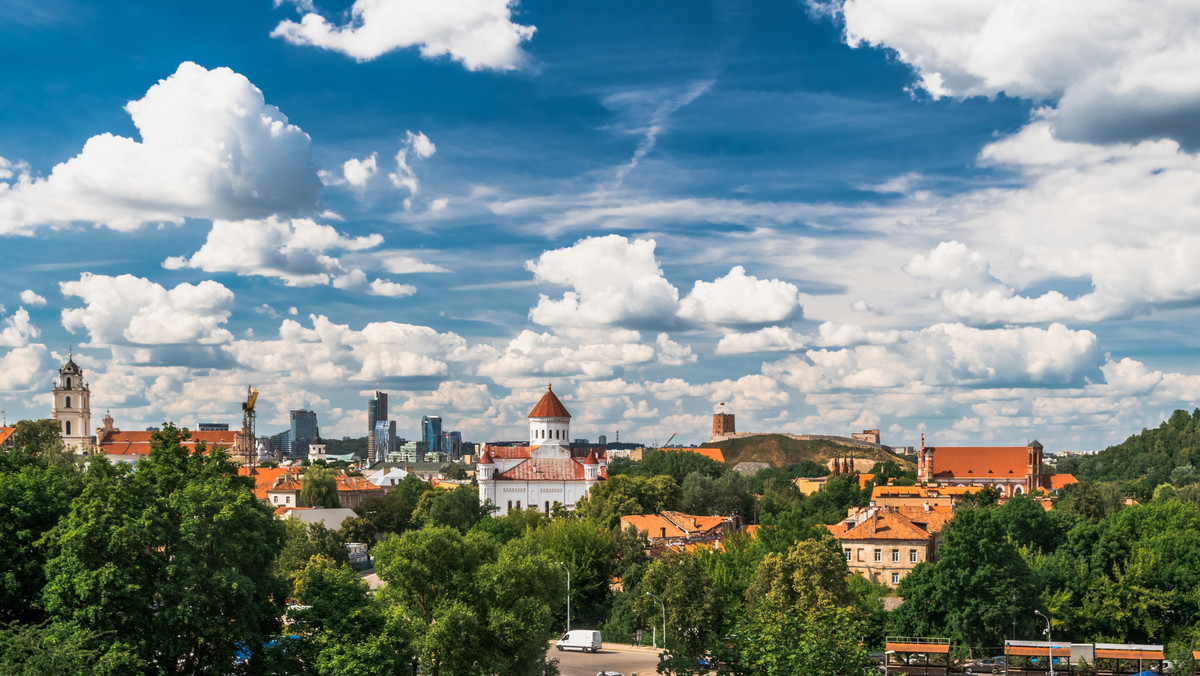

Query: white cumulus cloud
[[826, 0, 1200, 148], [271, 0, 536, 71], [0, 62, 320, 234], [678, 265, 803, 327], [342, 153, 378, 188], [18, 290, 46, 308], [389, 131, 436, 209], [163, 216, 384, 287], [60, 273, 235, 346], [526, 235, 681, 330], [0, 307, 39, 347]]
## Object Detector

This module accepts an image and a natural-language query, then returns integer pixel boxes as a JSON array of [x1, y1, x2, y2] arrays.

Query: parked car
[[594, 672, 623, 676], [963, 656, 1006, 674], [557, 629, 603, 652]]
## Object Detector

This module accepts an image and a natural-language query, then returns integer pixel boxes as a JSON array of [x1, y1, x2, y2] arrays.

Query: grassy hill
[[701, 434, 913, 470]]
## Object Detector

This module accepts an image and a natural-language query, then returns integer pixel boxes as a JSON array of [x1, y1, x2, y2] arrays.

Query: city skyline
[[3, 1, 1200, 450]]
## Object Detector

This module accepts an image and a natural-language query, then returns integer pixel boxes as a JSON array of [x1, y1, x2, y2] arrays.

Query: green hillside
[[701, 434, 913, 470], [1057, 408, 1200, 497]]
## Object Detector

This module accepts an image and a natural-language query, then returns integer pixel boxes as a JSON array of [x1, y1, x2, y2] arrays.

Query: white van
[[556, 630, 602, 652]]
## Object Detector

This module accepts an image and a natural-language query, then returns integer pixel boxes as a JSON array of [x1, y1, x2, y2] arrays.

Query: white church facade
[[477, 385, 606, 515], [52, 355, 93, 453]]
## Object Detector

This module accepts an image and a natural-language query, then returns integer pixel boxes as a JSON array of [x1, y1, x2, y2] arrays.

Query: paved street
[[551, 642, 664, 676]]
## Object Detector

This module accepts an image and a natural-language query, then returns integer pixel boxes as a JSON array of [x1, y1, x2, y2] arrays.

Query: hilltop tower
[[52, 353, 92, 453], [712, 403, 735, 437]]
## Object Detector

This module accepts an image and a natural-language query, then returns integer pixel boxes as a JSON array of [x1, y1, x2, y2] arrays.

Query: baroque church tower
[[52, 353, 92, 453]]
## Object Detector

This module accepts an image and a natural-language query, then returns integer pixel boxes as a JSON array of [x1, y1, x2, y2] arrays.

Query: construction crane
[[237, 386, 258, 468], [661, 432, 677, 448]]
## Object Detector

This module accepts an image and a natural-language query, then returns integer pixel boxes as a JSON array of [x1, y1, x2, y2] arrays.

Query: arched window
[[65, 396, 72, 408], [66, 377, 72, 388], [65, 421, 71, 436]]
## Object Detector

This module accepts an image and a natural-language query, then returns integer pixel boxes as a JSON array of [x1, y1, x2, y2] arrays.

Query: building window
[[66, 377, 71, 388], [545, 501, 551, 515], [844, 548, 851, 561], [65, 396, 71, 408], [516, 500, 522, 510], [65, 421, 71, 436], [873, 548, 882, 562], [507, 500, 513, 512], [891, 549, 899, 562], [892, 572, 900, 585], [910, 549, 918, 562]]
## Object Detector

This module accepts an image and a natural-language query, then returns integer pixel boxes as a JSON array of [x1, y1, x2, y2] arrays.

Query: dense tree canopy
[[41, 424, 286, 673]]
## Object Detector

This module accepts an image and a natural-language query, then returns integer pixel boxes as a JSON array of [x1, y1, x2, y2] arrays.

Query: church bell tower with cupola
[[52, 353, 92, 453]]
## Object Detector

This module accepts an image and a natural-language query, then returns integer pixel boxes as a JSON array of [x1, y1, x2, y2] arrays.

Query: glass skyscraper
[[289, 409, 318, 459], [422, 415, 442, 456], [367, 391, 388, 464]]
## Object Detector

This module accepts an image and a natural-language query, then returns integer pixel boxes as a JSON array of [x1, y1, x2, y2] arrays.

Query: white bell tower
[[52, 353, 92, 453]]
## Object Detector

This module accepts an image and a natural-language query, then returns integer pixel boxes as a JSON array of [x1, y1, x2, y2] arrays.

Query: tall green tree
[[738, 538, 867, 675], [574, 474, 680, 529], [638, 550, 724, 674], [892, 507, 1038, 651], [41, 424, 287, 674], [0, 422, 85, 623], [301, 466, 341, 508], [411, 484, 490, 533], [373, 526, 562, 676]]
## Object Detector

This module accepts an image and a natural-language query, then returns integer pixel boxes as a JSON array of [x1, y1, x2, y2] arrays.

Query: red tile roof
[[240, 467, 288, 500], [335, 475, 379, 492], [99, 429, 238, 456], [528, 385, 571, 419], [479, 447, 494, 464], [895, 505, 953, 534], [582, 449, 598, 465], [928, 446, 1028, 478], [1044, 473, 1078, 489], [661, 446, 725, 464], [828, 509, 932, 542], [0, 426, 15, 447], [488, 445, 533, 459], [621, 512, 733, 540], [495, 457, 605, 481]]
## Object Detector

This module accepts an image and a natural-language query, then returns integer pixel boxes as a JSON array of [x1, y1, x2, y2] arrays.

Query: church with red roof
[[477, 384, 606, 515], [917, 435, 1077, 496]]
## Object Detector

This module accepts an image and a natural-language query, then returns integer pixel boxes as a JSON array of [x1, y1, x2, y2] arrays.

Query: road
[[551, 641, 664, 676]]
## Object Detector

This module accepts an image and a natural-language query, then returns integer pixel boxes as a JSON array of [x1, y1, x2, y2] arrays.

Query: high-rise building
[[270, 429, 293, 457], [367, 391, 388, 464], [422, 415, 443, 456], [290, 409, 318, 459], [441, 430, 462, 458], [198, 422, 229, 431], [598, 434, 607, 446], [374, 420, 397, 462]]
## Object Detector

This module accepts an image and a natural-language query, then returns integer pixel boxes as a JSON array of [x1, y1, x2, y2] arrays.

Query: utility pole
[[646, 592, 666, 651], [1034, 610, 1054, 676]]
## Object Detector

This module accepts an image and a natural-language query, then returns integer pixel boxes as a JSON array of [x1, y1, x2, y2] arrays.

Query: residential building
[[289, 410, 318, 459], [97, 413, 238, 465], [52, 354, 92, 453], [367, 390, 387, 465], [364, 467, 410, 489], [598, 434, 607, 446], [198, 423, 229, 431], [0, 426, 15, 449], [335, 473, 385, 509], [422, 415, 443, 456], [265, 474, 303, 509], [917, 436, 1077, 496], [827, 506, 946, 588], [477, 385, 606, 515], [280, 507, 358, 530], [387, 440, 424, 463], [620, 512, 739, 547]]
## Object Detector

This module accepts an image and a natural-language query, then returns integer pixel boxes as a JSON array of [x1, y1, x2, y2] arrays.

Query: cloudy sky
[[3, 0, 1200, 451]]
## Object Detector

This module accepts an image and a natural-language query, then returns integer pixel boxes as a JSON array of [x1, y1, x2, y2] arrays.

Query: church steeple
[[52, 352, 92, 454]]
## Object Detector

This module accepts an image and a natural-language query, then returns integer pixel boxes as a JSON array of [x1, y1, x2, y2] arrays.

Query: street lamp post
[[645, 592, 666, 651], [1034, 610, 1054, 676], [556, 562, 571, 632]]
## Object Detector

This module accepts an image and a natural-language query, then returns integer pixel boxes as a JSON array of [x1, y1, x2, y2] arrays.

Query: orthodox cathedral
[[477, 385, 606, 515]]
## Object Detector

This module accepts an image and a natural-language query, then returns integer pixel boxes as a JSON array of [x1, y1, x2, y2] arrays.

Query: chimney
[[923, 501, 931, 512], [660, 527, 667, 539], [691, 517, 697, 528]]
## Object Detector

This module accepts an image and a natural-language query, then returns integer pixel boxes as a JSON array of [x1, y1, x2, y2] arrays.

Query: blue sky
[[3, 0, 1200, 451]]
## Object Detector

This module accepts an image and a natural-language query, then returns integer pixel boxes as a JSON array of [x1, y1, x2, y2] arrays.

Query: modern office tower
[[598, 434, 607, 446], [441, 430, 462, 458], [422, 415, 443, 456], [374, 420, 397, 463], [367, 390, 388, 464], [271, 429, 293, 457], [290, 409, 318, 459]]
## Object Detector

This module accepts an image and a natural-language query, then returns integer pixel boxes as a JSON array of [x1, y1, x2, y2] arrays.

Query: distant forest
[[323, 436, 367, 457], [1057, 408, 1200, 498]]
